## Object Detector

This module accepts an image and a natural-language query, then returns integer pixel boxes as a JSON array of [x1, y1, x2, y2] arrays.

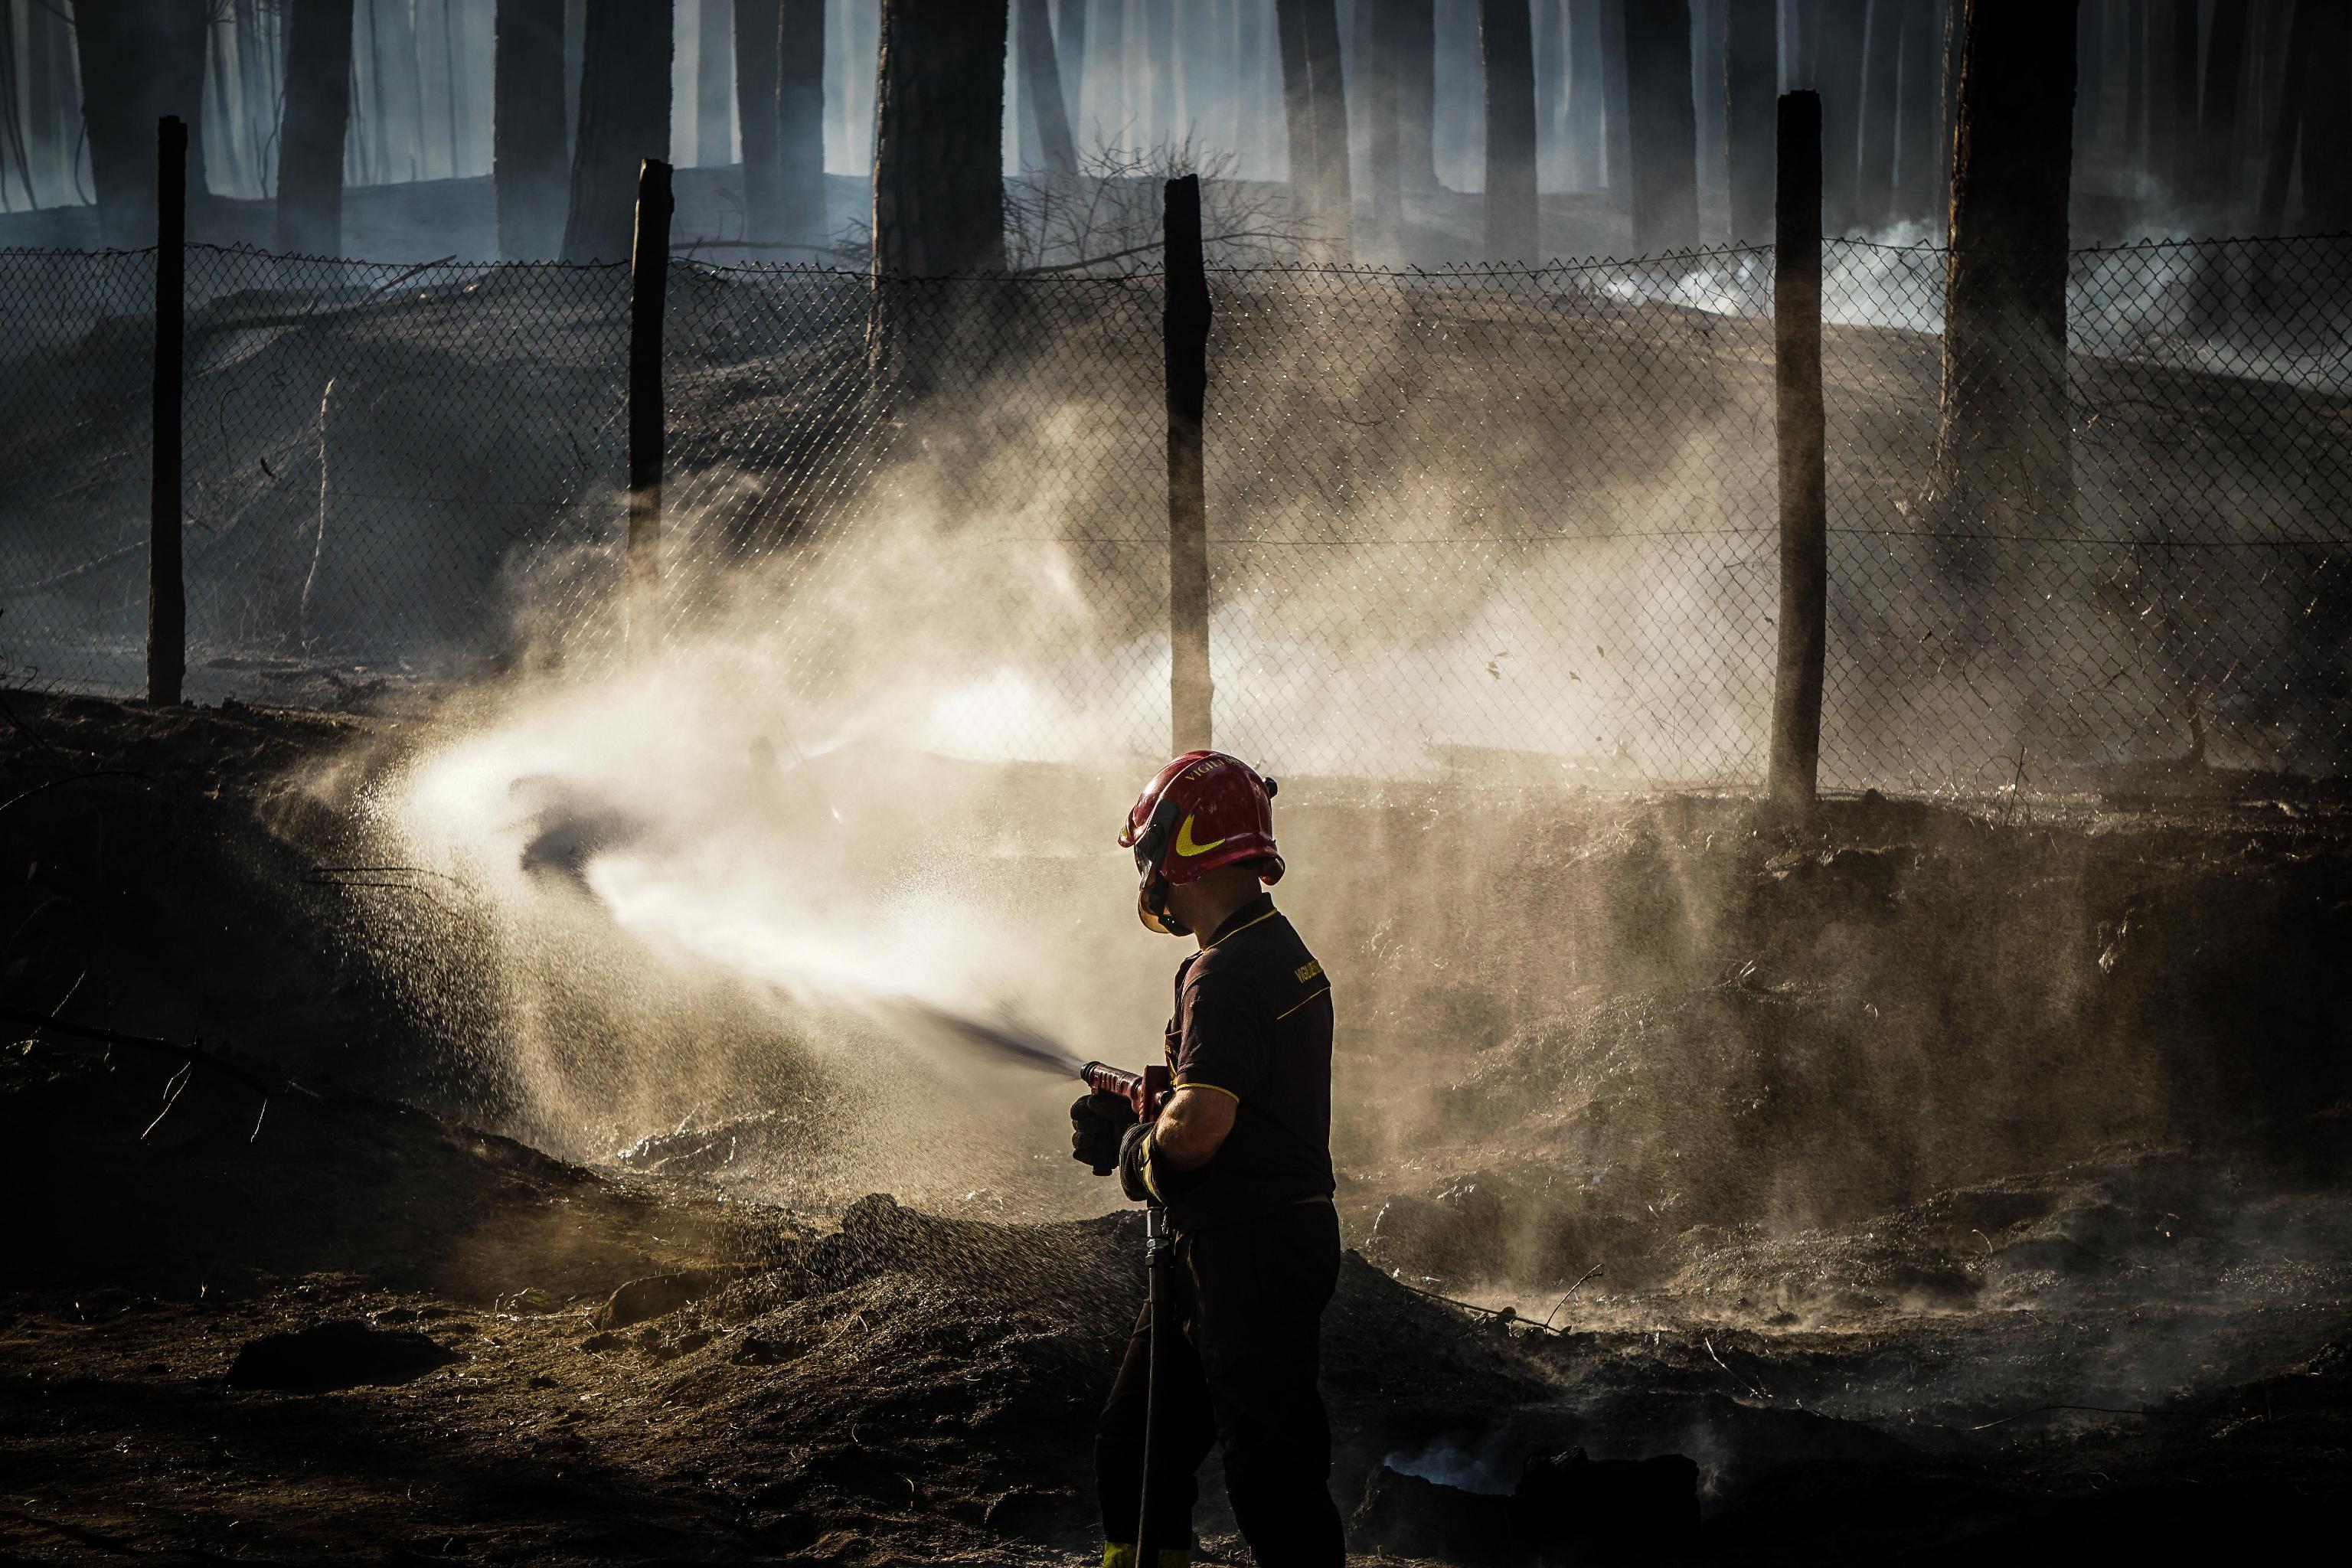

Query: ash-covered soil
[[5, 691, 2350, 1563], [5, 1040, 2347, 1566]]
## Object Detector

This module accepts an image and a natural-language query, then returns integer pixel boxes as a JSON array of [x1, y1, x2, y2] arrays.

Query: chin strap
[[1137, 875, 1191, 937]]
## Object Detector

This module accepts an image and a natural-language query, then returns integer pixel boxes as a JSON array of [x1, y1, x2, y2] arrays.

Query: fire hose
[[1082, 1059, 1174, 1560]]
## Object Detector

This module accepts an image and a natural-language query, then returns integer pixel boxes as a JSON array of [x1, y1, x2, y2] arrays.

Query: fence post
[[148, 116, 187, 707], [1769, 91, 1825, 811], [1165, 174, 1213, 753], [627, 157, 673, 646]]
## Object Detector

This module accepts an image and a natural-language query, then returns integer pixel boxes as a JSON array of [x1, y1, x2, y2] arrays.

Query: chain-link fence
[[0, 245, 626, 700], [2, 233, 2344, 795], [1817, 236, 2351, 794]]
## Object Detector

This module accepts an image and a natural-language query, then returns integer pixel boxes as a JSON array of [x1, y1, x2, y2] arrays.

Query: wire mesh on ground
[[0, 234, 2343, 795]]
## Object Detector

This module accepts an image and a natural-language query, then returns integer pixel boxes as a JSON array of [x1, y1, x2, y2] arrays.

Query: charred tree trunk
[[1018, 0, 1078, 174], [562, 0, 675, 262], [1725, 0, 1775, 240], [1941, 0, 1963, 186], [236, 1, 275, 193], [1250, 0, 1280, 177], [2159, 0, 2197, 198], [2190, 0, 2251, 227], [1480, 0, 1539, 260], [1396, 0, 1439, 188], [1091, 0, 1125, 153], [2252, 0, 2291, 191], [1535, 0, 1564, 186], [777, 0, 825, 245], [1277, 0, 1317, 215], [1566, 0, 1601, 188], [28, 0, 79, 204], [1625, 0, 1697, 253], [1366, 0, 1410, 246], [697, 0, 733, 165], [1692, 0, 1724, 233], [0, 28, 30, 210], [1227, 0, 1252, 164], [2140, 0, 2172, 191], [1813, 0, 1867, 233], [441, 0, 470, 177], [2305, 1, 2352, 230], [2256, 0, 2311, 234], [201, 13, 240, 198], [2073, 0, 2104, 165], [1276, 0, 1353, 255], [1896, 0, 1943, 230], [1055, 0, 1086, 128], [1934, 0, 2077, 535], [369, 0, 427, 182], [564, 0, 586, 159], [276, 0, 356, 255], [871, 0, 1008, 275], [2122, 0, 2145, 176], [1597, 0, 1628, 199], [1856, 0, 1903, 230], [1435, 0, 1475, 184], [869, 0, 1006, 400], [1296, 0, 1354, 257], [1145, 0, 1176, 143], [494, 0, 567, 256], [734, 0, 781, 239], [75, 0, 211, 247]]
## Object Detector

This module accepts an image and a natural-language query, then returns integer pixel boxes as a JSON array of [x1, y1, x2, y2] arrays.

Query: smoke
[[1383, 1430, 1523, 1495]]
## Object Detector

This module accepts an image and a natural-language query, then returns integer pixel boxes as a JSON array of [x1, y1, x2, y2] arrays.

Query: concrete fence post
[[1164, 174, 1213, 754], [1769, 91, 1827, 809], [148, 116, 187, 706]]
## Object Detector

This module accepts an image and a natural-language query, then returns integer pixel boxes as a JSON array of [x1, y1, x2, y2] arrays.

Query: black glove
[[1070, 1092, 1136, 1176], [1117, 1121, 1155, 1204]]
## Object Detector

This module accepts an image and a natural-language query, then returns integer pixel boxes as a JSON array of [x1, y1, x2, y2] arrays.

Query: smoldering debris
[[1351, 1449, 1700, 1566]]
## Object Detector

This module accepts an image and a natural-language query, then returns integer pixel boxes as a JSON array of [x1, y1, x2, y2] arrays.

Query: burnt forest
[[2, 2, 2347, 1565]]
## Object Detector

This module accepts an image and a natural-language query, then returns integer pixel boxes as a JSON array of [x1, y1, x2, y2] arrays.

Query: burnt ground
[[4, 690, 2350, 1564]]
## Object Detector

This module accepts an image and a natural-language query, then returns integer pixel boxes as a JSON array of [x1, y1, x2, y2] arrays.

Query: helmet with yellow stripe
[[1118, 751, 1283, 935]]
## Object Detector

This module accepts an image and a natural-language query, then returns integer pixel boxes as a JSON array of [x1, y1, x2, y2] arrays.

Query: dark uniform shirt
[[1158, 893, 1335, 1233]]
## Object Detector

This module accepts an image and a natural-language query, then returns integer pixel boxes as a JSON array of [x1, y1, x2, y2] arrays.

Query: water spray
[[885, 1000, 1169, 1140]]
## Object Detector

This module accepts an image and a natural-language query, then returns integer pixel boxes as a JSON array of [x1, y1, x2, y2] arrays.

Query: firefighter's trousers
[[1095, 1200, 1344, 1568]]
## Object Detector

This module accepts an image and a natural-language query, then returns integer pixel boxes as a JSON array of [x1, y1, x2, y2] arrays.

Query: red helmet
[[1119, 751, 1282, 934]]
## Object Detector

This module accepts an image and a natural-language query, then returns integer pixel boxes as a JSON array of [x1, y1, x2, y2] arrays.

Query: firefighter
[[1071, 750, 1343, 1568]]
